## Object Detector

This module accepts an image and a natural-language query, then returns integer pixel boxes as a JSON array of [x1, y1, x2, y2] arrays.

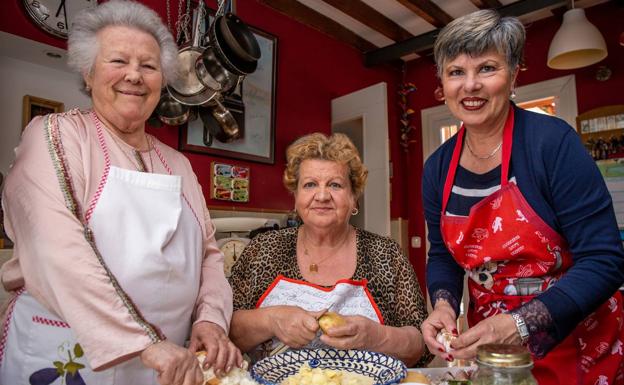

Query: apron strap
[[441, 105, 515, 213], [500, 106, 515, 186]]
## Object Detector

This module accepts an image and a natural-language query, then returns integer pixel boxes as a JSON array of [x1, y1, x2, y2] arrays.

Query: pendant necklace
[[108, 129, 154, 172], [465, 138, 502, 160], [301, 227, 351, 273]]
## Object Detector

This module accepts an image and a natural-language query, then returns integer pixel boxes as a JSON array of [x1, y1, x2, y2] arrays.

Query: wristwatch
[[512, 312, 530, 345]]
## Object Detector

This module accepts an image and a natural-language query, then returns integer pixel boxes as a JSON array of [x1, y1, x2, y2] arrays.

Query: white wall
[[0, 49, 91, 177]]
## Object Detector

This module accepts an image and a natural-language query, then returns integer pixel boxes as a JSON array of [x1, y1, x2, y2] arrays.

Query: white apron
[[251, 275, 383, 362], [0, 164, 202, 385]]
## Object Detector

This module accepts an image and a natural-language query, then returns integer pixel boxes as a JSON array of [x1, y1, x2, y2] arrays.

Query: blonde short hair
[[283, 133, 368, 199]]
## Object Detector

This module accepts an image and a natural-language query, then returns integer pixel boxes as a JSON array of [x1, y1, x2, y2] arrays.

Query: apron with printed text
[[0, 114, 203, 385], [250, 275, 383, 362], [440, 107, 624, 385]]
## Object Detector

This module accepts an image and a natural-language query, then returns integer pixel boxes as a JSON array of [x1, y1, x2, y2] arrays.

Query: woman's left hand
[[319, 315, 383, 350], [449, 313, 521, 360], [188, 321, 243, 377]]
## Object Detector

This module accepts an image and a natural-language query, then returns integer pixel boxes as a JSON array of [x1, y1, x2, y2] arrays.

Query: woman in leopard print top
[[228, 133, 432, 367]]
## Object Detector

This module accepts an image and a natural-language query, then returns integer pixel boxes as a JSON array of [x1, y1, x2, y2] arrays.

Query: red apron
[[439, 107, 624, 385]]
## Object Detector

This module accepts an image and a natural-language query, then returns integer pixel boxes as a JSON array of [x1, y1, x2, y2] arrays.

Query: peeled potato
[[318, 312, 347, 333], [435, 329, 456, 353], [195, 351, 253, 385], [195, 351, 220, 385], [402, 371, 431, 384]]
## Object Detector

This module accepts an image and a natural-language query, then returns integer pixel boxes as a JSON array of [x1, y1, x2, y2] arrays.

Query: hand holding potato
[[270, 306, 325, 348], [319, 314, 384, 351]]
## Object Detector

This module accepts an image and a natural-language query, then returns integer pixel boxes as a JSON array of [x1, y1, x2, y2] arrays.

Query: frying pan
[[209, 10, 257, 75], [219, 13, 260, 63]]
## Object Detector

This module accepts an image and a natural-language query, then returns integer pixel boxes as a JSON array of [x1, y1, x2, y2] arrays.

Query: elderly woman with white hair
[[0, 1, 240, 384]]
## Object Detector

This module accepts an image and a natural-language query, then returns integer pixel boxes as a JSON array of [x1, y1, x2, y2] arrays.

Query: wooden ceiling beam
[[320, 0, 414, 42], [396, 0, 454, 28], [469, 0, 503, 9], [256, 0, 376, 52], [365, 0, 566, 67]]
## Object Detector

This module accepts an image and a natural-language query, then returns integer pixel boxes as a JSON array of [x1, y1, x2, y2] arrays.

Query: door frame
[[331, 82, 391, 236]]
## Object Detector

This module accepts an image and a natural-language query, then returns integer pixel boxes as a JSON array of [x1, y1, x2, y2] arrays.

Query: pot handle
[[210, 98, 240, 141]]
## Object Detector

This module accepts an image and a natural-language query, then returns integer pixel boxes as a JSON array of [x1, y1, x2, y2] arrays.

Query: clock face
[[22, 0, 97, 39], [218, 238, 250, 278]]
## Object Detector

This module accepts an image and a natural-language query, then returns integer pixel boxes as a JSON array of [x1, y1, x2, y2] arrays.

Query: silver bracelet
[[511, 312, 530, 345]]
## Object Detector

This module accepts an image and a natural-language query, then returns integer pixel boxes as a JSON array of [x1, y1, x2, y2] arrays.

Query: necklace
[[108, 129, 154, 172], [300, 227, 352, 273], [465, 138, 502, 160]]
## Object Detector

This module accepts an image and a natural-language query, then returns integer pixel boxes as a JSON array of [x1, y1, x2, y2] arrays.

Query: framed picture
[[22, 95, 64, 130], [179, 15, 278, 164]]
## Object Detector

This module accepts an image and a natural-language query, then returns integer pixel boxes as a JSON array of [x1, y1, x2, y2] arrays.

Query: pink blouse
[[0, 109, 232, 370]]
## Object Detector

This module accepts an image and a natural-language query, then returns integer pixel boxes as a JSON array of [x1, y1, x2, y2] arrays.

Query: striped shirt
[[445, 164, 516, 217]]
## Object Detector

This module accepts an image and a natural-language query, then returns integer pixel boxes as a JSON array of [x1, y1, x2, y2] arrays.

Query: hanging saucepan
[[195, 45, 241, 95], [155, 91, 190, 126], [199, 97, 240, 143], [209, 10, 257, 76], [219, 13, 261, 63], [167, 2, 221, 106]]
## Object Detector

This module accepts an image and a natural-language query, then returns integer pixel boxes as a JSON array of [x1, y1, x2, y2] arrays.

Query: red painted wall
[[403, 1, 624, 286], [1, 0, 403, 215]]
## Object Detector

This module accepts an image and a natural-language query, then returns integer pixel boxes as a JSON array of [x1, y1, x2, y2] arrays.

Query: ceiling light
[[547, 6, 607, 70]]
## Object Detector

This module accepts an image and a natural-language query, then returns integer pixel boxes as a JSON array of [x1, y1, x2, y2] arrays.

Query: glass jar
[[472, 344, 538, 385]]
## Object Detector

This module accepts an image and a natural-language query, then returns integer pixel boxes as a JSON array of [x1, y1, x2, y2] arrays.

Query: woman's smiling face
[[85, 25, 163, 134], [441, 50, 517, 131]]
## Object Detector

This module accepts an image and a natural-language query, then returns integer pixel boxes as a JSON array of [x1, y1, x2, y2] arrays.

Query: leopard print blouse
[[228, 226, 433, 367]]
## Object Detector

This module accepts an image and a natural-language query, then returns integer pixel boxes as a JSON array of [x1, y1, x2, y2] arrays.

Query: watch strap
[[512, 312, 530, 345]]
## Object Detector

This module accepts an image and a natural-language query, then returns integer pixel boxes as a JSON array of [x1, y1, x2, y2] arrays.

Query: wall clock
[[22, 0, 97, 39], [217, 237, 250, 278]]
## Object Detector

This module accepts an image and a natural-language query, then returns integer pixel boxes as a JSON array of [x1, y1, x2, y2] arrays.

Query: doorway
[[333, 117, 365, 229], [331, 82, 391, 237]]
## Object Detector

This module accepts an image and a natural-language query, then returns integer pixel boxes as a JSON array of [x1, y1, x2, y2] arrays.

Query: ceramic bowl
[[251, 348, 406, 385]]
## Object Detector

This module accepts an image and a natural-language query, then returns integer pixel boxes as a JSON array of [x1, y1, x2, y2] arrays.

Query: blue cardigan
[[423, 105, 624, 343]]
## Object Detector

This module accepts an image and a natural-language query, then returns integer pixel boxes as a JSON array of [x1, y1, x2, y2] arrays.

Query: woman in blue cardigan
[[421, 9, 624, 384]]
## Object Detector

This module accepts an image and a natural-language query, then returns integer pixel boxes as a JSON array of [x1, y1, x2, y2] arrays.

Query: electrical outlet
[[411, 236, 421, 248]]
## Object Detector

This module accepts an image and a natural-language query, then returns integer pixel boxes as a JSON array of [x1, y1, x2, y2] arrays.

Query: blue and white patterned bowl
[[251, 349, 407, 385]]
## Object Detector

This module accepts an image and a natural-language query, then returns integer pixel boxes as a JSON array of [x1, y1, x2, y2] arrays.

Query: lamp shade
[[547, 8, 607, 70]]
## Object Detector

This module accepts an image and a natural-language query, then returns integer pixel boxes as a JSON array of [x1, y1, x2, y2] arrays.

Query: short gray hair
[[433, 9, 525, 78], [67, 0, 178, 85]]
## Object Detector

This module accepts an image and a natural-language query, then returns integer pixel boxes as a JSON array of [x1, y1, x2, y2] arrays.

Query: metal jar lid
[[476, 344, 533, 367]]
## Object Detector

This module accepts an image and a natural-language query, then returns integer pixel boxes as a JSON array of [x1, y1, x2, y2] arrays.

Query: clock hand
[[62, 1, 69, 33], [55, 0, 66, 18]]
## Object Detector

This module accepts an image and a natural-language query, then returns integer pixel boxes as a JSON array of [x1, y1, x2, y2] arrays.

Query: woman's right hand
[[421, 301, 457, 359], [140, 340, 203, 385], [270, 306, 325, 348]]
